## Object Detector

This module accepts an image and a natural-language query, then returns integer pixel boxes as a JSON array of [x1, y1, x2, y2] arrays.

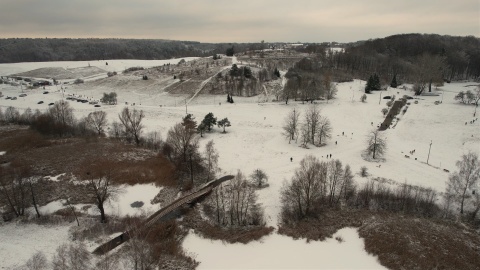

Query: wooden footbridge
[[92, 175, 234, 255]]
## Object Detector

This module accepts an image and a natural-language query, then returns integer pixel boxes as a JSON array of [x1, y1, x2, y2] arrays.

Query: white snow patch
[[91, 184, 162, 217], [183, 227, 386, 269], [0, 222, 70, 270]]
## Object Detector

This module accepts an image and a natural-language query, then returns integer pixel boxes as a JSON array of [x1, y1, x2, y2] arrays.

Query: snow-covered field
[[0, 59, 479, 269]]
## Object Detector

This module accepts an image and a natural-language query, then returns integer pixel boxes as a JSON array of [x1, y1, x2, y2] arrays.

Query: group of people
[[465, 118, 478, 125]]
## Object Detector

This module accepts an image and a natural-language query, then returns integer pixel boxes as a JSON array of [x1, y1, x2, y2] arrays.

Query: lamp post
[[427, 140, 432, 165]]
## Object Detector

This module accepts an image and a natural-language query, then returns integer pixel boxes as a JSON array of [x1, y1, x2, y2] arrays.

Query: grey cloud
[[0, 0, 478, 42]]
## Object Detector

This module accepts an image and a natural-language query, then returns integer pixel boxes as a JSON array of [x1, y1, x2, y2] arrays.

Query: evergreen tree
[[182, 114, 197, 133], [243, 66, 253, 78], [217, 118, 231, 133], [202, 112, 217, 131], [197, 122, 207, 137], [227, 94, 231, 103], [230, 64, 240, 77], [274, 68, 281, 78], [226, 46, 235, 56], [390, 74, 398, 88], [365, 75, 373, 93], [373, 73, 381, 90], [230, 95, 234, 103]]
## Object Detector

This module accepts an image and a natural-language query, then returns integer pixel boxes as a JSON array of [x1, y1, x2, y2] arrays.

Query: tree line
[[280, 152, 480, 226], [282, 34, 479, 102], [0, 38, 260, 63]]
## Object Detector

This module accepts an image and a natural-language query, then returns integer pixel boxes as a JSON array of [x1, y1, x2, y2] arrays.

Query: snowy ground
[[0, 59, 479, 269], [0, 222, 70, 270]]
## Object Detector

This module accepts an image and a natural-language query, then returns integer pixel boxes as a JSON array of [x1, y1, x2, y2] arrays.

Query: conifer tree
[[390, 74, 398, 88], [365, 75, 373, 93], [373, 74, 381, 90], [202, 112, 217, 131]]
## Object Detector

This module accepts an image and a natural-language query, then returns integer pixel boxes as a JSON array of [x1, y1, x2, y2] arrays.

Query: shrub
[[123, 67, 144, 73], [360, 166, 368, 177], [361, 94, 367, 102], [381, 108, 389, 116], [74, 78, 84, 84]]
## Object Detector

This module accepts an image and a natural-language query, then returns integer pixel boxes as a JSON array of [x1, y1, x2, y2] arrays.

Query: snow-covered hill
[[0, 59, 479, 269]]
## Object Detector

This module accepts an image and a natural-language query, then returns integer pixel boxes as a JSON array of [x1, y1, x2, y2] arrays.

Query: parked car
[[43, 91, 49, 94], [48, 102, 54, 106], [11, 97, 17, 100], [5, 96, 11, 99], [19, 93, 27, 97], [383, 96, 392, 99], [94, 104, 101, 107], [37, 101, 44, 104]]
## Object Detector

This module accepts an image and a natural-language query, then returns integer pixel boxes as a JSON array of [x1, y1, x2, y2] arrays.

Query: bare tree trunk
[[99, 203, 107, 223], [66, 198, 80, 226], [29, 182, 41, 218]]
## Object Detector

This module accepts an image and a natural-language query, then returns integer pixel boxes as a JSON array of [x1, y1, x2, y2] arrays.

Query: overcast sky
[[1, 0, 478, 43]]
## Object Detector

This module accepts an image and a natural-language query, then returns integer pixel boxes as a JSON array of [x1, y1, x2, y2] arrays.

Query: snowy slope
[[0, 58, 479, 269]]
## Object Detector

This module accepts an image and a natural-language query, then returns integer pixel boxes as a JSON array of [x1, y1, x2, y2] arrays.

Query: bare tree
[[323, 73, 338, 103], [283, 76, 300, 104], [280, 155, 325, 219], [86, 111, 108, 135], [299, 122, 310, 148], [121, 238, 156, 270], [109, 121, 124, 139], [27, 176, 41, 218], [327, 159, 343, 205], [4, 106, 20, 123], [25, 251, 49, 270], [316, 116, 332, 146], [118, 107, 144, 145], [52, 243, 91, 270], [82, 160, 123, 223], [250, 169, 268, 188], [365, 130, 387, 159], [209, 170, 263, 226], [0, 162, 31, 217], [305, 105, 321, 145], [413, 53, 445, 95], [48, 101, 74, 136], [282, 108, 300, 143], [204, 140, 219, 183], [338, 164, 354, 203], [446, 152, 480, 214], [166, 123, 199, 162]]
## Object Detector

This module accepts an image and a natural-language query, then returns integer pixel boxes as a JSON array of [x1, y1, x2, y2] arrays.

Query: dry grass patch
[[182, 206, 274, 244], [359, 216, 480, 270], [0, 127, 175, 186], [278, 209, 369, 241], [194, 221, 275, 244], [0, 126, 51, 154], [279, 208, 480, 270]]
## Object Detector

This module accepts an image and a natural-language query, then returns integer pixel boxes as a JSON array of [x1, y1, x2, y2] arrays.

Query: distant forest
[[284, 34, 480, 95], [327, 34, 480, 81], [0, 38, 256, 63], [1, 34, 479, 82]]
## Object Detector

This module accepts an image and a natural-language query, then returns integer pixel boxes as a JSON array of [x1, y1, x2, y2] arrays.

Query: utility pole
[[427, 140, 432, 165], [379, 92, 382, 105], [185, 99, 188, 114]]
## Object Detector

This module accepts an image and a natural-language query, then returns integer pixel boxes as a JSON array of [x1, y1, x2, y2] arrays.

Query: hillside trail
[[186, 56, 237, 105]]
